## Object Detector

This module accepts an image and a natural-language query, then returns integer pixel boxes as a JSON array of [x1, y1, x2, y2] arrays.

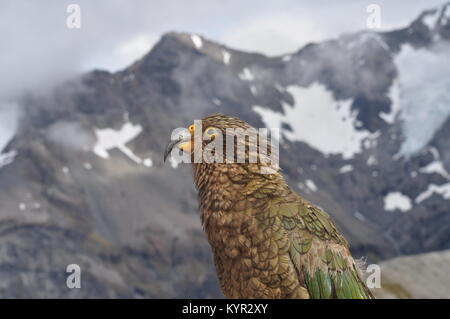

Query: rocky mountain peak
[[0, 4, 449, 298]]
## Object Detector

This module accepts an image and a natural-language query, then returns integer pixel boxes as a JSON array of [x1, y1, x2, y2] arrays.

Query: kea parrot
[[164, 113, 373, 299]]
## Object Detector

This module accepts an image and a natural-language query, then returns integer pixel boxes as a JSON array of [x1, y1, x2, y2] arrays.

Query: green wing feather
[[274, 197, 374, 299], [241, 167, 373, 299]]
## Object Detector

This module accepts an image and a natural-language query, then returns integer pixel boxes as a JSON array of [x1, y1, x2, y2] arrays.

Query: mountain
[[0, 3, 449, 297], [373, 249, 450, 299]]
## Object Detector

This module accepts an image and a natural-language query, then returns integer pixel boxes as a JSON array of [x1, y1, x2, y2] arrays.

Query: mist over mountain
[[0, 3, 449, 297]]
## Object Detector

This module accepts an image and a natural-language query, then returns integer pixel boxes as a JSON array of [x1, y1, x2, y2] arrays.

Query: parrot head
[[164, 113, 279, 172], [164, 114, 226, 162]]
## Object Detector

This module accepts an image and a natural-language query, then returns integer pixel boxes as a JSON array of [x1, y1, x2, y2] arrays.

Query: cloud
[[0, 0, 445, 151], [221, 14, 327, 56], [46, 121, 94, 151], [0, 103, 20, 152], [83, 34, 160, 72], [0, 0, 444, 99]]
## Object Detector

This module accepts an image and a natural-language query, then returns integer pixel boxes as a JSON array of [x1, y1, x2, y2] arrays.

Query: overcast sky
[[0, 0, 446, 150]]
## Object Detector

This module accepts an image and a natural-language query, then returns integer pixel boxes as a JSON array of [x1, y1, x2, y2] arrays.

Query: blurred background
[[0, 0, 449, 298]]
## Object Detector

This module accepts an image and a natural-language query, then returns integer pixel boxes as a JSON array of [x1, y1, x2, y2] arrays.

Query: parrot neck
[[192, 162, 293, 257], [193, 163, 237, 213], [192, 162, 286, 229]]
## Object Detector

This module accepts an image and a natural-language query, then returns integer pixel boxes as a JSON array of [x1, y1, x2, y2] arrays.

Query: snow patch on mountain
[[0, 150, 17, 169], [384, 192, 413, 212], [345, 32, 390, 52], [422, 10, 440, 30], [380, 81, 401, 124], [83, 162, 92, 170], [0, 103, 19, 153], [143, 158, 153, 167], [354, 211, 366, 222], [396, 44, 450, 156], [416, 183, 450, 203], [445, 5, 450, 23], [274, 83, 284, 92], [212, 98, 221, 106], [253, 83, 379, 159], [367, 155, 377, 166], [305, 179, 317, 192], [429, 146, 440, 160], [420, 161, 450, 179], [222, 50, 231, 65], [93, 122, 145, 165], [239, 68, 254, 81], [190, 34, 203, 49], [339, 165, 353, 174]]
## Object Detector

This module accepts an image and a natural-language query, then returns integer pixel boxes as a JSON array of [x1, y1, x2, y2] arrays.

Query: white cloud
[[0, 103, 19, 152], [83, 34, 159, 72], [0, 0, 446, 145], [221, 14, 327, 56]]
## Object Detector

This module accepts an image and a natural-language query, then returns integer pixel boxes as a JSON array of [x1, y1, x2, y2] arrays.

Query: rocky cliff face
[[0, 4, 449, 297]]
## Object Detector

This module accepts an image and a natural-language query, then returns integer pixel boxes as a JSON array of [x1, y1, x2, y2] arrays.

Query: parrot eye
[[205, 127, 217, 137], [188, 124, 195, 133]]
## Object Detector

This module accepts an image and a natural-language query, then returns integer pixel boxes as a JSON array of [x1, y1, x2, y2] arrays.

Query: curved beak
[[163, 136, 192, 162], [164, 138, 181, 162]]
